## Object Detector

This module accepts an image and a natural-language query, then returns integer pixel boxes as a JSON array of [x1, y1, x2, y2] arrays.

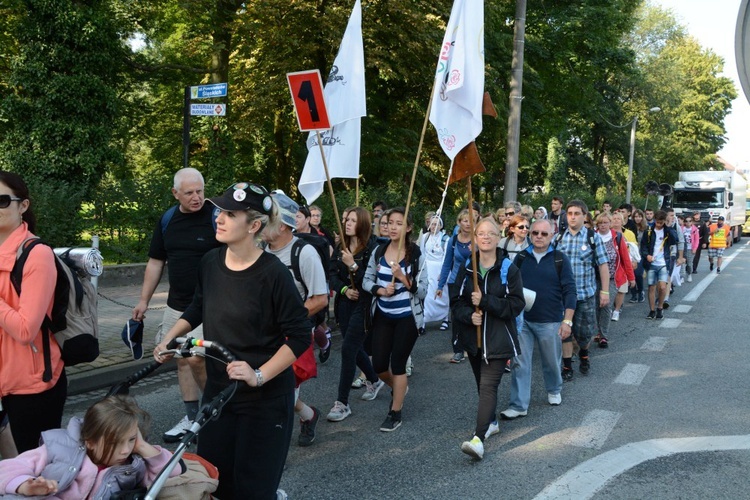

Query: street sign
[[190, 83, 228, 99], [190, 103, 226, 116], [287, 70, 331, 131]]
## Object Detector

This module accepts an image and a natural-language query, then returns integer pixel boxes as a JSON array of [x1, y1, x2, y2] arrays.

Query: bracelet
[[341, 286, 349, 295], [349, 263, 358, 272], [600, 291, 610, 295], [254, 369, 264, 387], [562, 319, 573, 327]]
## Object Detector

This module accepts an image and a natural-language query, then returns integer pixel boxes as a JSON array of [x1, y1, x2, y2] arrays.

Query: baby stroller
[[107, 337, 237, 500]]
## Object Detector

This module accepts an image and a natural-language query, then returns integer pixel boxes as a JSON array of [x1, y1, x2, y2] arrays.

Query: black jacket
[[450, 248, 525, 360]]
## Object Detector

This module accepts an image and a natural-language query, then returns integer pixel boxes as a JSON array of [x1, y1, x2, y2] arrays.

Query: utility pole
[[504, 0, 527, 203]]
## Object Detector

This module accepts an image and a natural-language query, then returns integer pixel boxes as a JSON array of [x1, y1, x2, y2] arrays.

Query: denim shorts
[[647, 265, 668, 285]]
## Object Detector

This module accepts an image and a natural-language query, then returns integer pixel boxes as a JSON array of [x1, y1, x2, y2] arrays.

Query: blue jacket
[[514, 246, 577, 323]]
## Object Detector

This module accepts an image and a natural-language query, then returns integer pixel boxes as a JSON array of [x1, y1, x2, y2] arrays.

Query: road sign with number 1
[[287, 70, 331, 132]]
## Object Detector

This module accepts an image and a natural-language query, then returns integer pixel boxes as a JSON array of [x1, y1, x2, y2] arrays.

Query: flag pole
[[465, 177, 481, 348], [355, 175, 360, 206], [316, 130, 355, 287], [392, 77, 439, 283]]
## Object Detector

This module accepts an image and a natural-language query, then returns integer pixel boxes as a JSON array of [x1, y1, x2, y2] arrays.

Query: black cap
[[208, 182, 273, 214], [717, 216, 725, 221]]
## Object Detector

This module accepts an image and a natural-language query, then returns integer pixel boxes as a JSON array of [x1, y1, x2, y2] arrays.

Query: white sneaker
[[499, 408, 527, 420], [687, 274, 693, 282], [351, 376, 365, 389], [405, 356, 414, 377], [276, 489, 288, 500], [327, 401, 352, 421], [361, 380, 385, 401], [548, 393, 562, 405], [460, 436, 484, 459], [485, 420, 500, 439], [611, 309, 620, 322], [163, 416, 192, 443]]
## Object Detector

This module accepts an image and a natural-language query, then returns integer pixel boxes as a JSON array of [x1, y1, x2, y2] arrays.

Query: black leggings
[[3, 370, 67, 453], [197, 392, 294, 500], [467, 353, 509, 441], [371, 311, 418, 376]]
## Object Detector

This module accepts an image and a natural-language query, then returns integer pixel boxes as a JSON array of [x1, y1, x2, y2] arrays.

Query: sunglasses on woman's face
[[0, 195, 22, 209], [515, 225, 529, 230]]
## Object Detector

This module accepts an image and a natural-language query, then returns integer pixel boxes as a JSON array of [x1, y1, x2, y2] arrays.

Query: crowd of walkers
[[0, 167, 733, 498]]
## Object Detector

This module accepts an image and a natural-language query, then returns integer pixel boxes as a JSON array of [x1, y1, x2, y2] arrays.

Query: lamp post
[[625, 106, 661, 204]]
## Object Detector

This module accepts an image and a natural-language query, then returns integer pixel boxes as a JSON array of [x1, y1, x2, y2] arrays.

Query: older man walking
[[500, 219, 577, 419]]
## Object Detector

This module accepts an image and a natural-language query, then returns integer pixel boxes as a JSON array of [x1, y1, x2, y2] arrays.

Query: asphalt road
[[63, 241, 750, 499]]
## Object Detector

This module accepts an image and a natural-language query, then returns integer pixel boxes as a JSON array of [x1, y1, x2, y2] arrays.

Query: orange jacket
[[0, 223, 62, 397]]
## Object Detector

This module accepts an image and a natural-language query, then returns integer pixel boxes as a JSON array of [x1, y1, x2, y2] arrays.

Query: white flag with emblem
[[298, 0, 366, 205], [429, 0, 484, 161]]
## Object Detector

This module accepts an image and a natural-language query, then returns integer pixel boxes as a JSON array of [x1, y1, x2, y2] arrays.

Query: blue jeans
[[508, 321, 563, 412]]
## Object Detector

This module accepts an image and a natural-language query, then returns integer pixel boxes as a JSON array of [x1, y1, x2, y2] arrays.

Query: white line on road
[[672, 304, 692, 313], [659, 318, 682, 328], [568, 410, 621, 450], [613, 363, 650, 385], [641, 337, 668, 351], [683, 244, 744, 301], [534, 435, 750, 500]]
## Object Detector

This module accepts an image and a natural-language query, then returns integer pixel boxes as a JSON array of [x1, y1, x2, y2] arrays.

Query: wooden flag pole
[[465, 177, 481, 348], [355, 175, 360, 206], [392, 77, 439, 283], [316, 130, 355, 287]]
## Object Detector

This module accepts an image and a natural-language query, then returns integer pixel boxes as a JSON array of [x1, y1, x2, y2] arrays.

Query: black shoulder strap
[[289, 239, 309, 300], [553, 250, 563, 279], [553, 231, 564, 248]]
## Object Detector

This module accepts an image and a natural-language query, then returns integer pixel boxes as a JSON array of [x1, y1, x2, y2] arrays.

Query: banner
[[298, 0, 366, 205], [429, 0, 485, 162]]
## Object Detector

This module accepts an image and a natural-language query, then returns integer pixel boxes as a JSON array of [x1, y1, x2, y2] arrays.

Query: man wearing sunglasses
[[554, 200, 609, 380], [500, 219, 577, 419]]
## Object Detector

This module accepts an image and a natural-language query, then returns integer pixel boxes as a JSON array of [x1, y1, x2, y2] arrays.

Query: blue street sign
[[190, 83, 228, 99]]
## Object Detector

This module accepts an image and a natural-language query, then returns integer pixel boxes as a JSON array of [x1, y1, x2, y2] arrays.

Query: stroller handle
[[170, 336, 237, 363]]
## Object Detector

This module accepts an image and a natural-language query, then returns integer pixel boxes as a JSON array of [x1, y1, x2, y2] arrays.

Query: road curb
[[67, 360, 176, 396]]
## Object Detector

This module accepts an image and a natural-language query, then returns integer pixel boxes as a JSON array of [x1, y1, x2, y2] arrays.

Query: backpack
[[553, 227, 605, 271], [10, 238, 99, 381], [160, 205, 217, 236], [290, 234, 331, 326]]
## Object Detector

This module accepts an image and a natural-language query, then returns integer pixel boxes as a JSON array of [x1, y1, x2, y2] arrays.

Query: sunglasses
[[515, 225, 529, 230], [505, 211, 515, 216], [0, 195, 22, 209], [531, 230, 550, 237]]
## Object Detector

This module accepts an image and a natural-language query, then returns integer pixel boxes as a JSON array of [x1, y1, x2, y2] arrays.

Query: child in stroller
[[0, 395, 182, 498]]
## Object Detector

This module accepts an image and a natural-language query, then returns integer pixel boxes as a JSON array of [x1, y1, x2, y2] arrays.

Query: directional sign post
[[183, 82, 229, 169]]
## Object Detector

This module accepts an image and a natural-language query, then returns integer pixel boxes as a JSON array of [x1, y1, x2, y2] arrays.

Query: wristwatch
[[349, 262, 358, 272], [562, 319, 573, 327], [254, 369, 264, 387]]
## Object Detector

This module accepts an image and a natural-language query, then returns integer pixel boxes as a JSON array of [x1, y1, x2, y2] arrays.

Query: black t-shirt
[[181, 249, 312, 402], [624, 218, 638, 235], [148, 204, 221, 310]]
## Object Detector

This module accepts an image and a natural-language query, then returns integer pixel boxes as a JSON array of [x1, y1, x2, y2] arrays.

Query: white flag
[[299, 0, 366, 205], [429, 0, 484, 161]]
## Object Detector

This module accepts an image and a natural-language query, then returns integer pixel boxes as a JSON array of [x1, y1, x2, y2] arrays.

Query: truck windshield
[[672, 189, 724, 208]]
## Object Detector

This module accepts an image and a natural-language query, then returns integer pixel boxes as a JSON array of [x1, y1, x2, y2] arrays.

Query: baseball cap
[[208, 182, 273, 214], [121, 319, 144, 360], [718, 216, 725, 221], [270, 190, 299, 229]]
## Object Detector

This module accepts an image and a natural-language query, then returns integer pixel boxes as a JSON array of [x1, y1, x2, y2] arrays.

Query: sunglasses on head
[[531, 230, 550, 237], [0, 195, 22, 209]]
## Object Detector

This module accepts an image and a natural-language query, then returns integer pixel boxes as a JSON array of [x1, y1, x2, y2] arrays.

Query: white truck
[[672, 170, 746, 244]]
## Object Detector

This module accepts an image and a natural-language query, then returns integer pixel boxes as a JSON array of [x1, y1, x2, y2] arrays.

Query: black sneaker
[[662, 300, 669, 310], [638, 292, 645, 303], [710, 262, 714, 271], [628, 294, 638, 303], [298, 407, 320, 447], [717, 267, 721, 274], [379, 410, 402, 432], [655, 308, 664, 319], [319, 342, 331, 364], [562, 367, 574, 382], [647, 310, 656, 319], [579, 356, 590, 375]]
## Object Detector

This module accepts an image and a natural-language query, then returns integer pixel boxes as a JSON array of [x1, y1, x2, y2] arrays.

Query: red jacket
[[608, 229, 635, 288], [0, 223, 62, 397]]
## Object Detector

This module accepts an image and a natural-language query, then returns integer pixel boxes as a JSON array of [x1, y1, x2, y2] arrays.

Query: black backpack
[[10, 239, 99, 381], [289, 233, 331, 326]]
